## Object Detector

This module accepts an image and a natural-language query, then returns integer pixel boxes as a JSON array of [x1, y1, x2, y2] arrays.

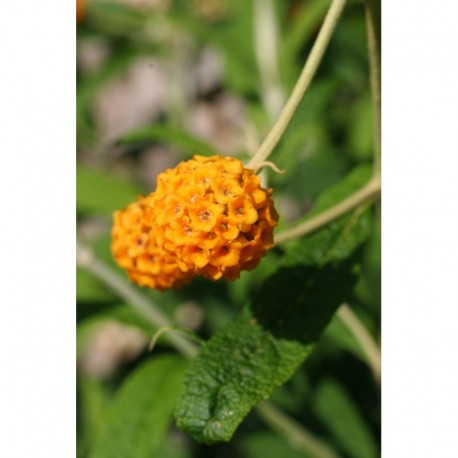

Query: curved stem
[[337, 304, 381, 383], [365, 0, 381, 177], [256, 401, 341, 458], [247, 0, 347, 171], [275, 176, 381, 244]]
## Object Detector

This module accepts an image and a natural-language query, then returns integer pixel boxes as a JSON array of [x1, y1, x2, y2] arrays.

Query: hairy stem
[[247, 0, 347, 171], [256, 401, 341, 458], [275, 176, 381, 244], [337, 304, 381, 383], [365, 0, 381, 176], [77, 241, 338, 457]]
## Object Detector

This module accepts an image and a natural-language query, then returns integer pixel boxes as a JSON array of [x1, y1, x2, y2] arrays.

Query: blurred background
[[77, 0, 381, 456]]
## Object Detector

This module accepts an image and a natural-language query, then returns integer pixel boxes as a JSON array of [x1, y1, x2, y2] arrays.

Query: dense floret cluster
[[111, 155, 278, 290]]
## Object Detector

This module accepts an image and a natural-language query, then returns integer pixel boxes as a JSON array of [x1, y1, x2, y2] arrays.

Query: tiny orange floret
[[111, 155, 279, 289]]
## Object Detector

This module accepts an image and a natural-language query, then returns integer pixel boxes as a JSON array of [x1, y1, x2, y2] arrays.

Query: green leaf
[[175, 260, 358, 444], [283, 165, 373, 266], [90, 355, 188, 458], [117, 125, 217, 156], [313, 379, 378, 458], [77, 166, 144, 215]]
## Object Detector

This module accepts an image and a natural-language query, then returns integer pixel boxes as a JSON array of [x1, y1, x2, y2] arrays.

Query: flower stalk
[[247, 0, 347, 171], [275, 175, 381, 244]]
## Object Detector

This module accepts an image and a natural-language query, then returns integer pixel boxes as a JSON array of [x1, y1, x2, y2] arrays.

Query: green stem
[[256, 401, 341, 458], [365, 0, 381, 177], [337, 304, 381, 383], [275, 176, 381, 244], [247, 0, 347, 171], [77, 241, 338, 458]]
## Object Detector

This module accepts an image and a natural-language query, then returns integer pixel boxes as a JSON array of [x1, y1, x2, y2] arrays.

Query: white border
[[0, 1, 75, 457], [383, 1, 458, 456]]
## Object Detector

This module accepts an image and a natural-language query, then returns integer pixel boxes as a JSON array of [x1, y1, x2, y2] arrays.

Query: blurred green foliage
[[77, 0, 380, 457]]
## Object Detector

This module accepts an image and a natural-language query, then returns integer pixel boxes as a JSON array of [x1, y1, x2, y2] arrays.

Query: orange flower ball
[[111, 155, 279, 290]]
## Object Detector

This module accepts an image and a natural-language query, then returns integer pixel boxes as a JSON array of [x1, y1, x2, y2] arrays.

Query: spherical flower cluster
[[111, 155, 279, 290]]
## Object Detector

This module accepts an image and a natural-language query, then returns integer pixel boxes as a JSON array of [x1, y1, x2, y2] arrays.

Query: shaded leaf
[[91, 355, 188, 458]]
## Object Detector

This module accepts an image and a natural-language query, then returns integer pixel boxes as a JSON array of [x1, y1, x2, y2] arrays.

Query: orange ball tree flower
[[111, 155, 279, 290]]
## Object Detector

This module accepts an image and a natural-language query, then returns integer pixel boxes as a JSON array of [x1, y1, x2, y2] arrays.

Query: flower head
[[111, 155, 279, 289]]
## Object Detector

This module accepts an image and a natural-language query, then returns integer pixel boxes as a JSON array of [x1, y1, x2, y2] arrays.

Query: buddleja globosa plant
[[77, 0, 381, 456]]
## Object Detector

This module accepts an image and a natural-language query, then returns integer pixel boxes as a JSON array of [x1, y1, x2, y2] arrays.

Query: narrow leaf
[[91, 355, 188, 458]]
